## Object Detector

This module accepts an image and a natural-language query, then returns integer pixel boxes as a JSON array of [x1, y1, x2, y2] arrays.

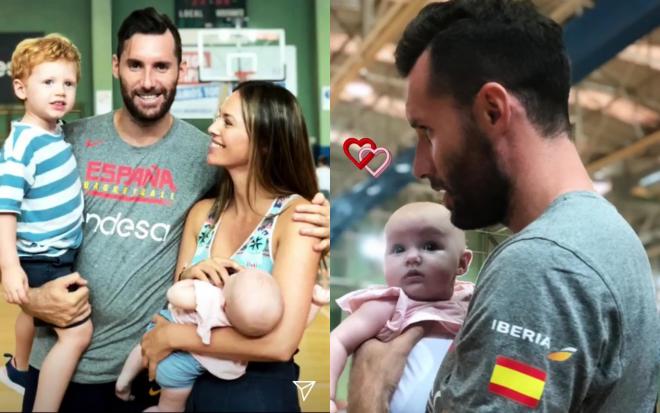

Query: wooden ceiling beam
[[330, 0, 428, 108], [549, 0, 594, 24], [646, 243, 660, 258], [586, 129, 660, 174]]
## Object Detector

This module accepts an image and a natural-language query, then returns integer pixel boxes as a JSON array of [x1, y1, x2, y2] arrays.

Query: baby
[[115, 268, 284, 412], [330, 202, 475, 413]]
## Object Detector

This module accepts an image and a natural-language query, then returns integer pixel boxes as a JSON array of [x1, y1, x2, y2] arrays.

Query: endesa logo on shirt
[[85, 212, 170, 242], [83, 161, 178, 206]]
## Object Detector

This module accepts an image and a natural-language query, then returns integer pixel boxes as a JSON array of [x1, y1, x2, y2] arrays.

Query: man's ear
[[13, 78, 26, 101], [112, 54, 120, 79], [456, 249, 474, 275], [473, 82, 511, 135], [178, 59, 188, 82]]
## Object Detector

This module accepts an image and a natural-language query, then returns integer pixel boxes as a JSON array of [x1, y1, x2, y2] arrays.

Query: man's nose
[[142, 69, 154, 89], [412, 142, 430, 179]]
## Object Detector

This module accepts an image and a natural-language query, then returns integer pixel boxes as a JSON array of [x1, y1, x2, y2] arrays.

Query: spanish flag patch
[[488, 355, 546, 408]]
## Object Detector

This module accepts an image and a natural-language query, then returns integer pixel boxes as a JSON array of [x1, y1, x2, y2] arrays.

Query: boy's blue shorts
[[20, 249, 77, 288], [20, 250, 85, 327]]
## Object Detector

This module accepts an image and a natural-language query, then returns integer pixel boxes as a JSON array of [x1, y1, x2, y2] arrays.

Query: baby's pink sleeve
[[192, 280, 230, 345], [336, 286, 400, 314]]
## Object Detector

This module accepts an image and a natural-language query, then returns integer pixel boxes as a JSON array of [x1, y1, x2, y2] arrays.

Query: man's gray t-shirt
[[430, 191, 659, 412], [30, 112, 217, 383]]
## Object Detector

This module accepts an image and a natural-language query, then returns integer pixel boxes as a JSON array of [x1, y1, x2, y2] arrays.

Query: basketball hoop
[[234, 70, 255, 83], [196, 28, 285, 82]]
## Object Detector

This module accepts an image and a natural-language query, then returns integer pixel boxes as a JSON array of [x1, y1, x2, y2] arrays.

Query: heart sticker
[[359, 146, 392, 178], [342, 137, 376, 170]]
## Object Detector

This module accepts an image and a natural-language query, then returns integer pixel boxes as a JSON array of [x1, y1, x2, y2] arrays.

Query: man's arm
[[432, 240, 620, 412], [294, 192, 330, 252], [347, 325, 425, 413]]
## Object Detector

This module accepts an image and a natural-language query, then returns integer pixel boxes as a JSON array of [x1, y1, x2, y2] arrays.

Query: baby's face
[[384, 208, 464, 301]]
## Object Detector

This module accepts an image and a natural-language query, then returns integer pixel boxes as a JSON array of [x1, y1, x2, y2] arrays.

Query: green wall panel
[[0, 0, 93, 135]]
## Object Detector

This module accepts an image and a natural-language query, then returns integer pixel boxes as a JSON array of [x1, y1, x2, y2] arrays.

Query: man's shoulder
[[173, 117, 209, 139], [490, 192, 640, 274], [65, 112, 113, 128], [487, 236, 586, 272], [168, 118, 211, 153], [524, 192, 642, 257], [63, 112, 113, 143], [478, 237, 610, 303], [506, 192, 650, 292]]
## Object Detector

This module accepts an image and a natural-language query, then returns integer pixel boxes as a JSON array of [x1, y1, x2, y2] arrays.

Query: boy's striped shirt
[[0, 122, 83, 257]]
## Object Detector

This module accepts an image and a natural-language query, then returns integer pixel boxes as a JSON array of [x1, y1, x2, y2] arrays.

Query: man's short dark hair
[[395, 0, 571, 137], [116, 7, 182, 63]]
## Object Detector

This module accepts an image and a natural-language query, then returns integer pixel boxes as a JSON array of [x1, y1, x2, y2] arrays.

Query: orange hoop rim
[[234, 70, 255, 82]]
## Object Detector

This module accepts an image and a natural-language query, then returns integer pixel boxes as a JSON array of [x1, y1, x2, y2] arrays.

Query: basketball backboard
[[197, 28, 286, 82]]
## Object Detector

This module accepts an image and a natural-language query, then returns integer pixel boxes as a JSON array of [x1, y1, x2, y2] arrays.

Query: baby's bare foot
[[312, 285, 330, 305], [115, 380, 133, 401]]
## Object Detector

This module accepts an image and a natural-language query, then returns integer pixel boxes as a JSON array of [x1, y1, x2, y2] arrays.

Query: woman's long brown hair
[[209, 81, 319, 221]]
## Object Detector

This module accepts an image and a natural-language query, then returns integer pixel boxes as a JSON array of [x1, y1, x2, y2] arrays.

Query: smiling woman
[[206, 92, 250, 170], [133, 80, 325, 413]]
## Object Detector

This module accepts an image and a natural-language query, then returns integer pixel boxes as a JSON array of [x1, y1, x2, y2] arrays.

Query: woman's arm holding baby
[[141, 199, 321, 378], [330, 299, 395, 404]]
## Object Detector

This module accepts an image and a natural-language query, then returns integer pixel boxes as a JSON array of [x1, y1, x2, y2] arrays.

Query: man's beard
[[119, 78, 177, 124], [446, 114, 511, 230]]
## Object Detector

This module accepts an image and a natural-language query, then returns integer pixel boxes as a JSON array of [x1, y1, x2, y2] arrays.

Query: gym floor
[[0, 299, 20, 411]]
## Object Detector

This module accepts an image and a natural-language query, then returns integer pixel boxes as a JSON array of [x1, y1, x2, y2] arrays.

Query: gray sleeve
[[62, 117, 87, 145], [434, 238, 622, 412]]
